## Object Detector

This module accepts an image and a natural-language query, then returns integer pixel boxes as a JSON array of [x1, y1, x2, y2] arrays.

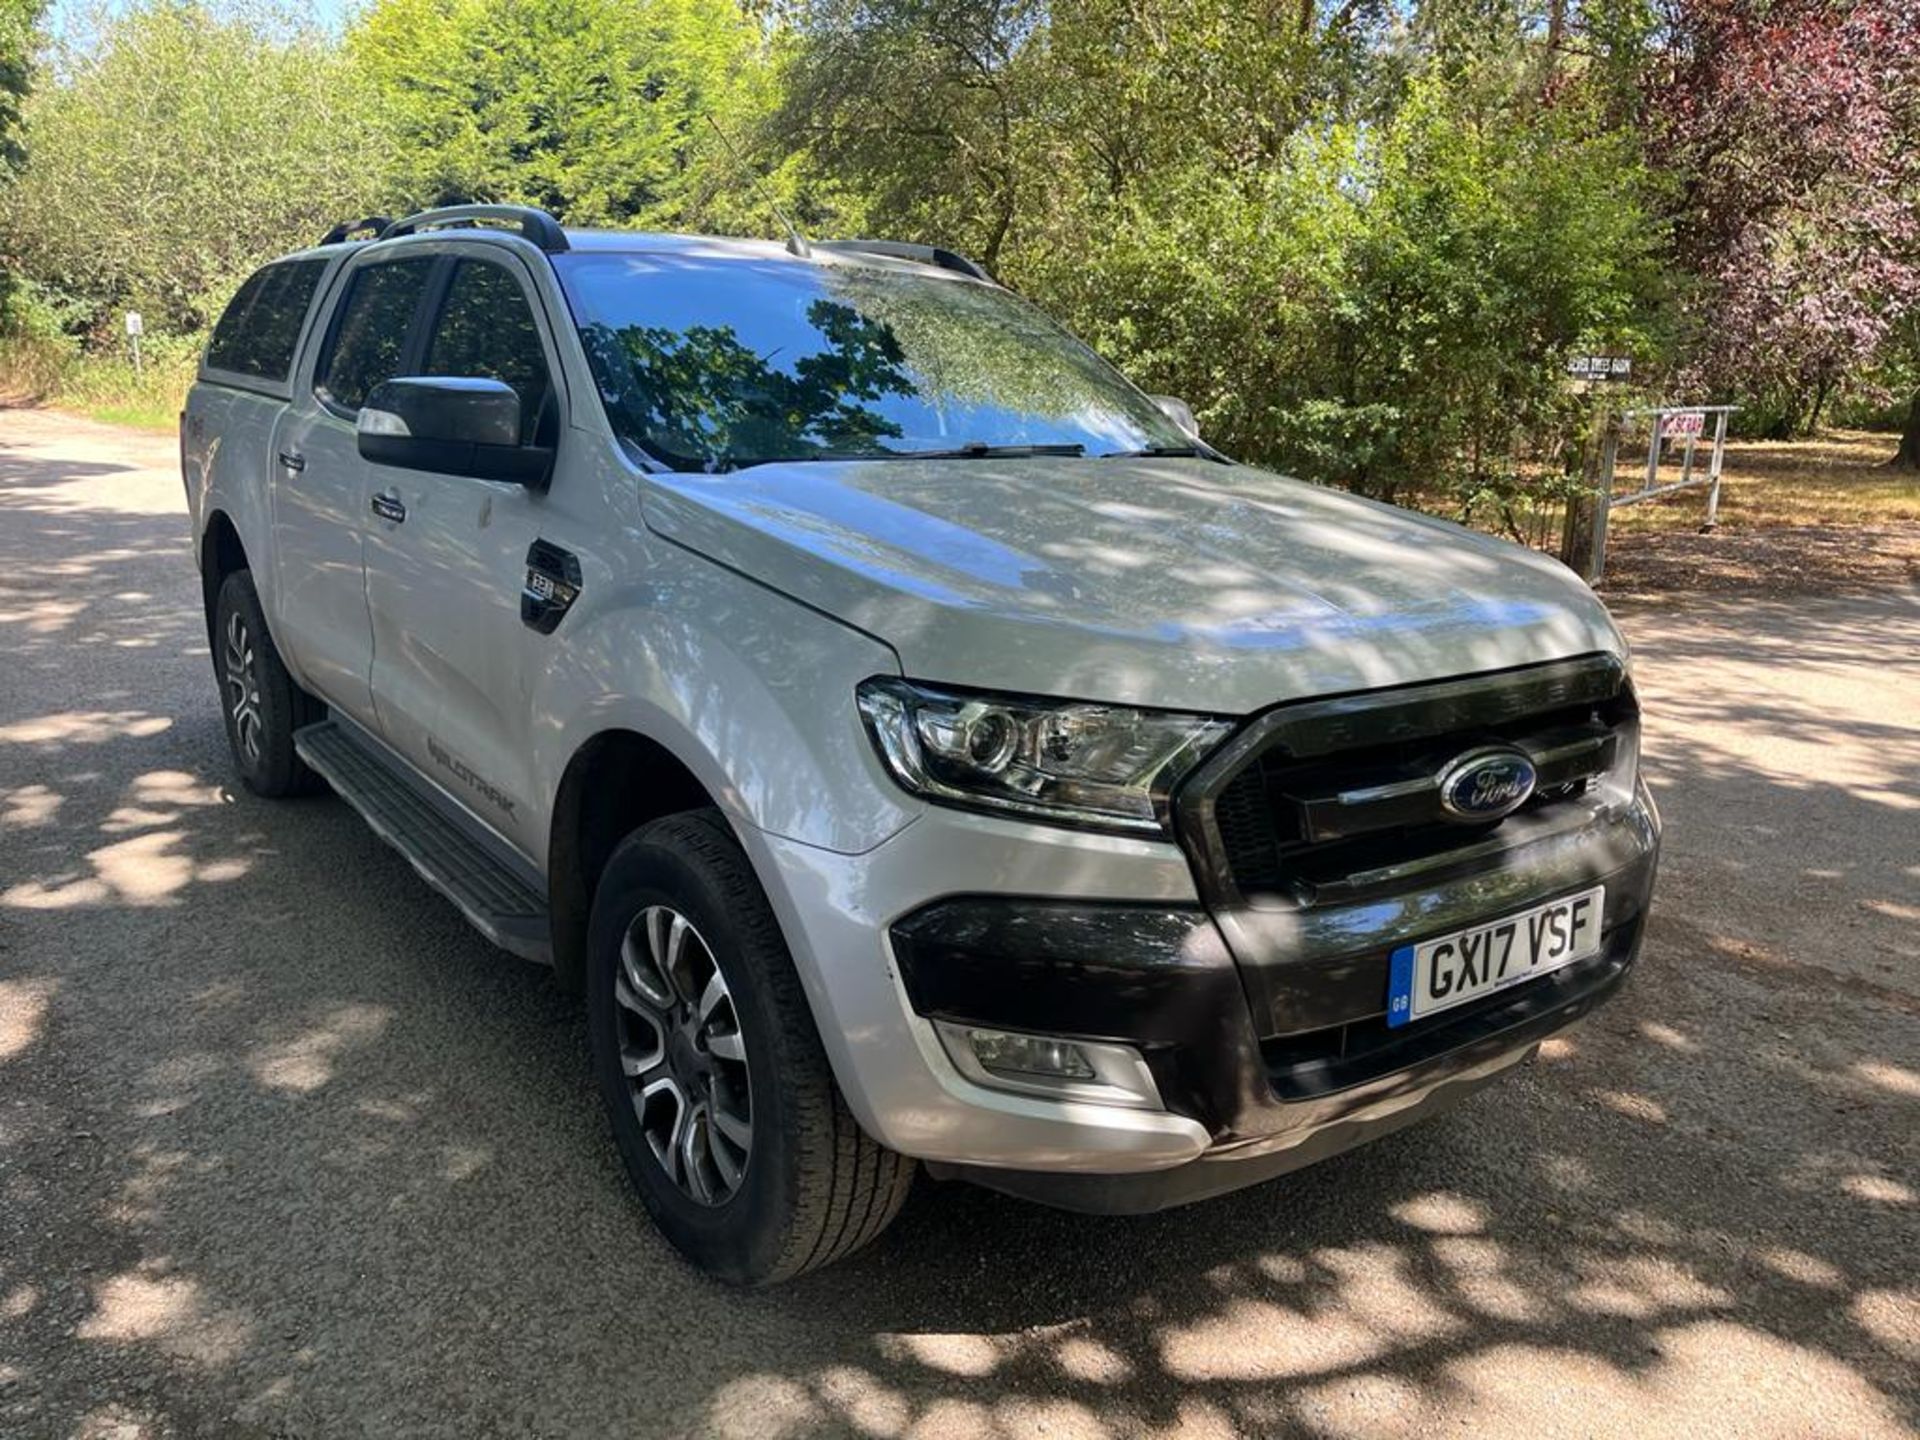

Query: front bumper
[[744, 775, 1659, 1200]]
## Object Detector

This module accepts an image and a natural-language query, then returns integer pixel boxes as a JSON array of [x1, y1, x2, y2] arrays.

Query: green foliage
[[350, 0, 771, 227], [41, 330, 199, 428], [1, 0, 1906, 516], [769, 0, 1676, 508], [0, 0, 41, 176], [1016, 62, 1664, 508], [3, 2, 387, 335], [1318, 70, 1661, 501], [0, 325, 196, 426], [0, 0, 45, 326], [771, 0, 1037, 267]]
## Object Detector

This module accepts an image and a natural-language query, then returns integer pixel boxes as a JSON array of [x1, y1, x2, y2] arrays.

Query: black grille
[[1184, 657, 1637, 909], [1212, 766, 1288, 895]]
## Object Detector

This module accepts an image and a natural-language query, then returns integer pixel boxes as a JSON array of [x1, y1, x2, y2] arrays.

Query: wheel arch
[[547, 727, 726, 993], [199, 509, 249, 648]]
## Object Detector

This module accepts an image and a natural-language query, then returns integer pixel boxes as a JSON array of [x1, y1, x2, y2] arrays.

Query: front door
[[360, 253, 568, 858]]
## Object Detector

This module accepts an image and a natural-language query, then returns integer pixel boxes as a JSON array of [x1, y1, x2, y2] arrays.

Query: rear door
[[359, 250, 567, 857], [270, 254, 437, 729], [185, 255, 332, 634]]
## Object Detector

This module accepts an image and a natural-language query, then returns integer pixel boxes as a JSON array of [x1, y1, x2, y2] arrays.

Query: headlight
[[856, 677, 1233, 835]]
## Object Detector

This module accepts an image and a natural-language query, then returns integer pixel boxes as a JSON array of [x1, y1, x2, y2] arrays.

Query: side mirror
[[357, 377, 552, 486], [1151, 395, 1200, 440]]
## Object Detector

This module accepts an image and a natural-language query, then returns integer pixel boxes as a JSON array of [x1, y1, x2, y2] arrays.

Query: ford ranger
[[180, 205, 1660, 1284]]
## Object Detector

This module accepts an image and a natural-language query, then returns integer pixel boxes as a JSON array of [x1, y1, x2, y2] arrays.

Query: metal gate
[[1564, 405, 1735, 583]]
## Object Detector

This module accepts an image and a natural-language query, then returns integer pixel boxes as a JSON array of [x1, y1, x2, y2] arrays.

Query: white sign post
[[124, 311, 144, 374]]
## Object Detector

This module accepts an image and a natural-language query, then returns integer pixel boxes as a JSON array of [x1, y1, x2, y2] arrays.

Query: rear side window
[[315, 258, 435, 413], [205, 260, 326, 382], [421, 260, 554, 444]]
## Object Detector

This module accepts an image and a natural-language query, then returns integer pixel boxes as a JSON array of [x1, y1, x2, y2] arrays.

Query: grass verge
[[1, 337, 194, 433]]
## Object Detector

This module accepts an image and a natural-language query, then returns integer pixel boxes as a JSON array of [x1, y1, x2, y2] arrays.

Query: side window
[[315, 257, 435, 413], [421, 260, 555, 445], [206, 260, 326, 381]]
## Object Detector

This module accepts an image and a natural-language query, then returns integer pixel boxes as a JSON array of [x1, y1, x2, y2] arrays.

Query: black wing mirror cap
[[357, 377, 553, 487]]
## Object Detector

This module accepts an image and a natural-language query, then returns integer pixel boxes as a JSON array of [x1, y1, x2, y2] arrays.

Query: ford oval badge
[[1438, 747, 1537, 822]]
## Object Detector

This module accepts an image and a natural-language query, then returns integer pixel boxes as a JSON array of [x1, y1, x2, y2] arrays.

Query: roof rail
[[813, 239, 993, 283], [379, 204, 569, 253], [318, 216, 395, 246]]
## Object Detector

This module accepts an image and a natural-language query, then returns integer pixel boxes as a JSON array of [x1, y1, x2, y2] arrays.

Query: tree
[[771, 0, 1670, 509], [6, 0, 1908, 508], [348, 0, 772, 229], [772, 0, 1392, 271], [1894, 397, 1920, 470], [0, 0, 45, 324], [1649, 0, 1920, 436], [3, 2, 387, 335], [1886, 316, 1920, 471], [1020, 60, 1661, 508], [0, 0, 39, 177], [773, 0, 1042, 270]]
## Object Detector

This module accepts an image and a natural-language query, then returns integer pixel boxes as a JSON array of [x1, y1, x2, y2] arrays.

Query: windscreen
[[553, 252, 1192, 471]]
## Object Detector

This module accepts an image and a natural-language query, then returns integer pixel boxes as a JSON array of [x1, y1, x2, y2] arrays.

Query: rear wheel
[[212, 571, 324, 797], [587, 810, 914, 1284]]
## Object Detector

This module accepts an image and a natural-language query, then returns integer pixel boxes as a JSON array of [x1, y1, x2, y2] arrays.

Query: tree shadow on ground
[[0, 419, 1914, 1438]]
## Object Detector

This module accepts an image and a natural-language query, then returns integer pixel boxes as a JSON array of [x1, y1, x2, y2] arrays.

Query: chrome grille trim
[[1175, 654, 1635, 911]]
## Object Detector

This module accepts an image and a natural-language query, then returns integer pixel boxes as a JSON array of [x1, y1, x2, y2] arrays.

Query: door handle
[[521, 539, 582, 634], [371, 491, 407, 524], [278, 449, 306, 473]]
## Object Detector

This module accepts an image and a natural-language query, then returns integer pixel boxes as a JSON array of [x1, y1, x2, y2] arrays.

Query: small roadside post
[[1560, 355, 1635, 578], [125, 311, 144, 374]]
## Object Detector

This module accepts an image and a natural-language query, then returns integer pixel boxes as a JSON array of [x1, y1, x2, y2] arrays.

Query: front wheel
[[587, 810, 914, 1284], [212, 570, 324, 798]]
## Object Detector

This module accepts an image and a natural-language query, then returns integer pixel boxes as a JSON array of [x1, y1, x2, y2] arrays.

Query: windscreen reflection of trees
[[583, 300, 913, 469], [824, 267, 1133, 423], [581, 270, 1162, 470]]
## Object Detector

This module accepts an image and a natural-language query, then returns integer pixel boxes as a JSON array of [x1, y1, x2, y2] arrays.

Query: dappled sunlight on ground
[[245, 1003, 393, 1094], [0, 407, 1914, 1437], [0, 757, 252, 911], [0, 978, 57, 1062], [0, 711, 174, 746], [1852, 1060, 1920, 1098]]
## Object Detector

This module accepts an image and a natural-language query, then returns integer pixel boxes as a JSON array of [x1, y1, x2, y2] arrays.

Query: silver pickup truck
[[181, 204, 1660, 1284]]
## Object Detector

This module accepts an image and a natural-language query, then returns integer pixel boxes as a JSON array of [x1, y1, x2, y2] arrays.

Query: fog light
[[966, 1027, 1097, 1081], [932, 1020, 1164, 1110]]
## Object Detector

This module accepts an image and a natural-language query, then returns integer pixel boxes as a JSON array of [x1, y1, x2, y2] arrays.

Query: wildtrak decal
[[427, 735, 517, 818]]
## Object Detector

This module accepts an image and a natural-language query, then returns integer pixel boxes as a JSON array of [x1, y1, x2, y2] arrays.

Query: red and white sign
[[1660, 410, 1707, 438]]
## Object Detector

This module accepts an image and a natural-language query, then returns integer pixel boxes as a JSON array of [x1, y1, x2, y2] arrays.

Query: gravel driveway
[[2, 407, 1915, 1439]]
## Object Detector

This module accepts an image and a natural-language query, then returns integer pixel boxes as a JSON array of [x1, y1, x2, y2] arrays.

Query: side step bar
[[294, 719, 552, 963]]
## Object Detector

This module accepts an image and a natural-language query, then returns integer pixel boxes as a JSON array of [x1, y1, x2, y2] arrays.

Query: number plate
[[1386, 886, 1605, 1029]]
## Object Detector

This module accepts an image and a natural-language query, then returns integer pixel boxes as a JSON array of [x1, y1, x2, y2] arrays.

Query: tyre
[[587, 810, 914, 1284], [212, 570, 325, 798]]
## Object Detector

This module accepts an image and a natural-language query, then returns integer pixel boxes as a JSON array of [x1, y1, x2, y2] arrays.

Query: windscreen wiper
[[892, 441, 1086, 459], [1100, 443, 1202, 458], [721, 442, 1086, 470]]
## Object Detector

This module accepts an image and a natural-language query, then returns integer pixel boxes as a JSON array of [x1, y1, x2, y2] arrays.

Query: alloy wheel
[[614, 905, 753, 1205], [223, 610, 264, 765]]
